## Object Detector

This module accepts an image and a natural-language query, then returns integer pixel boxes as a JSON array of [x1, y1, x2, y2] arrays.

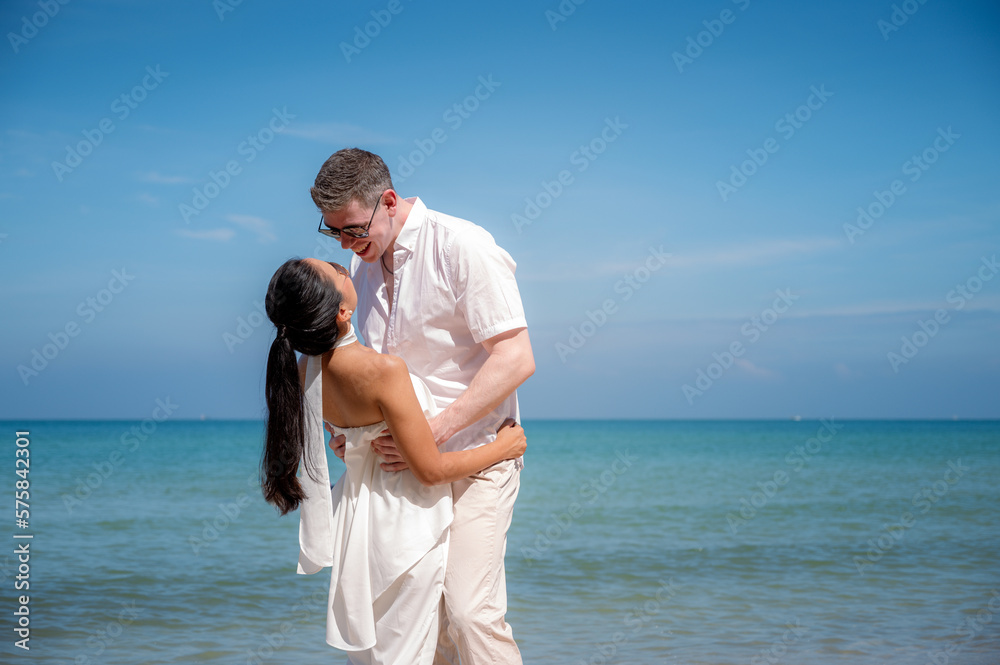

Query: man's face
[[320, 194, 391, 264]]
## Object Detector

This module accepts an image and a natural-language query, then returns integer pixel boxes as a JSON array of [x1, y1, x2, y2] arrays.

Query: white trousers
[[434, 459, 523, 665]]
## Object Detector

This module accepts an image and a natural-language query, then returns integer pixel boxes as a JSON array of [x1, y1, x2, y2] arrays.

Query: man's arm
[[430, 327, 534, 445], [372, 327, 534, 471]]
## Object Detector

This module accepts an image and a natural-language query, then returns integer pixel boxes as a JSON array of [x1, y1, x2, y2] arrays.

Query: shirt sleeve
[[448, 227, 528, 344]]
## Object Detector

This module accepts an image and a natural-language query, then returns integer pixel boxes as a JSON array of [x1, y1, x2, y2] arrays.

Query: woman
[[260, 257, 526, 665]]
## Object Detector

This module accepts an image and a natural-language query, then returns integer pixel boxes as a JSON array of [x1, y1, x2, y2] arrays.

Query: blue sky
[[1, 0, 998, 420]]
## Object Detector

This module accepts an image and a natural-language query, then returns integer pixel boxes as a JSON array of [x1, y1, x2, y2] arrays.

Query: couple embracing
[[260, 148, 534, 664]]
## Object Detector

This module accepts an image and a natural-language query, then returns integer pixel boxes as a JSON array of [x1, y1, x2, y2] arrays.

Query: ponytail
[[260, 258, 343, 515], [261, 335, 308, 515]]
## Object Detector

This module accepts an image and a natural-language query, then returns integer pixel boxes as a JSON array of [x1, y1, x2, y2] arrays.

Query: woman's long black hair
[[261, 258, 343, 515]]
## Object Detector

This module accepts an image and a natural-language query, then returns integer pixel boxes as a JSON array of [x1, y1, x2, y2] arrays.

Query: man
[[312, 148, 534, 664]]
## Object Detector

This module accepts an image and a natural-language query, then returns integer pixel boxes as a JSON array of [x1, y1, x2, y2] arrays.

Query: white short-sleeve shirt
[[351, 197, 528, 454]]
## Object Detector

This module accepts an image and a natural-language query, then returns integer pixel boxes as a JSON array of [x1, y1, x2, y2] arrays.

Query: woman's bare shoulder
[[329, 348, 408, 397]]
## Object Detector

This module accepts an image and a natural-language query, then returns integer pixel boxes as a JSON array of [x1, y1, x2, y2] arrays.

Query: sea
[[1, 419, 998, 664]]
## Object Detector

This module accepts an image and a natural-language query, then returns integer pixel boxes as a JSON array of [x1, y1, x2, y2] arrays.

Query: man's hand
[[325, 423, 347, 461], [371, 429, 409, 472]]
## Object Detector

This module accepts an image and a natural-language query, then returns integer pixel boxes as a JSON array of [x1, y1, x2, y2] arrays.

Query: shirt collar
[[394, 197, 426, 254]]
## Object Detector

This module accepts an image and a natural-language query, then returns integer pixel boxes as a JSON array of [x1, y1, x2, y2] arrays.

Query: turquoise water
[[1, 420, 998, 664]]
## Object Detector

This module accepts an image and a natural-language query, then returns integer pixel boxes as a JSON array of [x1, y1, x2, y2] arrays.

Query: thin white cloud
[[138, 171, 194, 184], [523, 236, 842, 282], [136, 192, 159, 206], [668, 237, 844, 271], [787, 293, 1000, 319], [14, 168, 33, 177], [834, 362, 860, 379], [283, 122, 394, 146], [227, 214, 277, 243], [735, 358, 775, 378], [6, 129, 39, 140], [176, 228, 236, 241]]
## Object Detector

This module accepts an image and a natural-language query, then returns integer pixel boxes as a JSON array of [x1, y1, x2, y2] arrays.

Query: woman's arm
[[374, 355, 525, 485]]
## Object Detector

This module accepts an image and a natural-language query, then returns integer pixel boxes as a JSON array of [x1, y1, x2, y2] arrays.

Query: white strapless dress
[[296, 346, 452, 665]]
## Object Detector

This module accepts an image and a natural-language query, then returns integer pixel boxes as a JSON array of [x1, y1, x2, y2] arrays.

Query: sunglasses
[[318, 197, 380, 240]]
